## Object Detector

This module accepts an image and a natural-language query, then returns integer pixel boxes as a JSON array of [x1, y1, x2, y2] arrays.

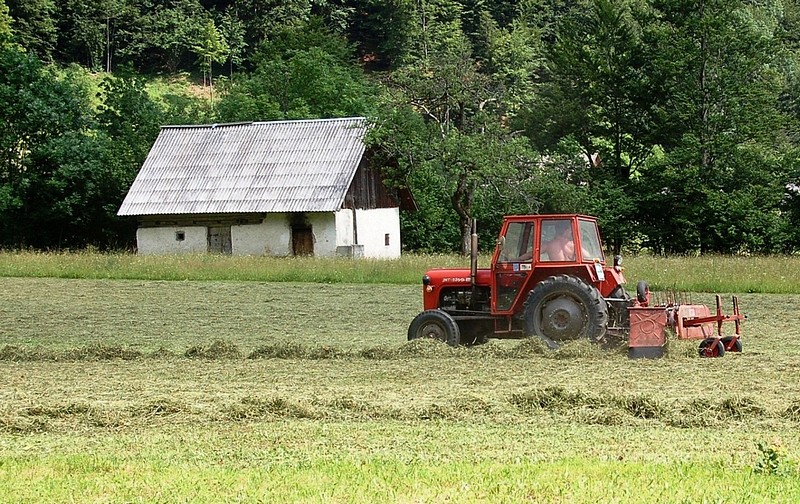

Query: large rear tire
[[524, 275, 608, 349], [408, 310, 461, 347]]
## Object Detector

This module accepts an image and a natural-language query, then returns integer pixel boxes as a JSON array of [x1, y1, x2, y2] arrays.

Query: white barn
[[117, 117, 406, 258]]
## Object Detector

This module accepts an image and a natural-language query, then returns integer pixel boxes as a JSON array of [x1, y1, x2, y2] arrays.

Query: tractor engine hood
[[423, 268, 492, 287], [421, 268, 492, 310]]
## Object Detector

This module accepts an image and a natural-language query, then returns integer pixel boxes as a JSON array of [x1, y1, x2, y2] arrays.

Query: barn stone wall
[[134, 209, 399, 258]]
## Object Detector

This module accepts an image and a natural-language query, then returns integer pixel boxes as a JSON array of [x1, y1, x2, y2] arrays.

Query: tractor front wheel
[[524, 275, 608, 348], [408, 310, 461, 347]]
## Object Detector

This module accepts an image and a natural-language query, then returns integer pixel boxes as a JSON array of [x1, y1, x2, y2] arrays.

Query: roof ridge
[[252, 117, 366, 126], [161, 117, 367, 130]]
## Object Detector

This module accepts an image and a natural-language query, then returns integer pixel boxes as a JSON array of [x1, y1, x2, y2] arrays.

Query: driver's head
[[554, 221, 571, 237]]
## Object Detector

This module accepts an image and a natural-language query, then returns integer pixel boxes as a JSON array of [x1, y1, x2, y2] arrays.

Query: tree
[[56, 0, 130, 71], [344, 0, 418, 69], [219, 7, 247, 78], [523, 0, 657, 253], [192, 18, 228, 91], [375, 13, 540, 255], [0, 0, 13, 46], [118, 0, 209, 73], [215, 20, 376, 121], [96, 70, 163, 167], [232, 0, 312, 52], [635, 0, 790, 253], [5, 0, 57, 61], [0, 46, 104, 248]]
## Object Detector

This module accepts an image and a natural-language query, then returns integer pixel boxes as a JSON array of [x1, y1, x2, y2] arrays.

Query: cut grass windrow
[[2, 386, 799, 435], [0, 337, 693, 362]]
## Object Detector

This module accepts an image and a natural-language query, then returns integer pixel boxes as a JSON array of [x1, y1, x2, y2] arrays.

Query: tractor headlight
[[613, 255, 623, 272], [422, 274, 431, 286]]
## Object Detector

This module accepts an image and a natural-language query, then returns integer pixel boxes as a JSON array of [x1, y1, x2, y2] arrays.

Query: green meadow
[[0, 253, 798, 502], [0, 250, 798, 293]]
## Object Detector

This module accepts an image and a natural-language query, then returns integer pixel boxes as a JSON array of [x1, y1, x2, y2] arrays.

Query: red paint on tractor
[[408, 214, 746, 358]]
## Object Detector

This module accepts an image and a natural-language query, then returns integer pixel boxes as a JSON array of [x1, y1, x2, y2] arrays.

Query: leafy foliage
[[216, 20, 377, 121], [1, 0, 800, 253]]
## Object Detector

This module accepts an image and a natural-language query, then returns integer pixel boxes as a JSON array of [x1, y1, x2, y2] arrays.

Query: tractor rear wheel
[[524, 275, 608, 348], [408, 310, 461, 347]]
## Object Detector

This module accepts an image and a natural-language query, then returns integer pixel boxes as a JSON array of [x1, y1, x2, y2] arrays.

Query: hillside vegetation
[[1, 1, 800, 254]]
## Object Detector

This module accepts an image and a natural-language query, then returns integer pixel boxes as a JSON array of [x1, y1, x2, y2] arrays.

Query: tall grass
[[625, 255, 800, 294], [0, 250, 797, 293], [0, 251, 467, 284]]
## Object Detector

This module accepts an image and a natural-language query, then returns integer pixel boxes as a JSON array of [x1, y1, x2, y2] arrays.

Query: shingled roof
[[117, 117, 367, 216]]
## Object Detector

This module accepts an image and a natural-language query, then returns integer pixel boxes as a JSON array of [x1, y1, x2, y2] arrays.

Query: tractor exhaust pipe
[[470, 219, 478, 309]]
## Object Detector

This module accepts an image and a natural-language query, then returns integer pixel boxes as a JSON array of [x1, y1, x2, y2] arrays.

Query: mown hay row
[[0, 338, 672, 363], [509, 387, 772, 428], [2, 390, 796, 435]]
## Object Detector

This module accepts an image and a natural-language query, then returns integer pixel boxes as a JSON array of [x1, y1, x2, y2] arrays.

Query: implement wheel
[[698, 338, 725, 358], [607, 285, 631, 329], [636, 280, 650, 304], [721, 336, 742, 353], [408, 310, 461, 347], [524, 275, 608, 349]]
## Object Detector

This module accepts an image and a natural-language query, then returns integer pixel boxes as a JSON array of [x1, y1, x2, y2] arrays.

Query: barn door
[[292, 227, 314, 256], [207, 226, 232, 254]]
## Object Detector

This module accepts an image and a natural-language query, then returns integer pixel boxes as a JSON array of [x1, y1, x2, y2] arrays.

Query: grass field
[[1, 250, 799, 293], [1, 271, 799, 502]]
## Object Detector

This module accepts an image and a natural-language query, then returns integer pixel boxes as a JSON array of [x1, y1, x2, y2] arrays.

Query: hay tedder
[[408, 214, 745, 358]]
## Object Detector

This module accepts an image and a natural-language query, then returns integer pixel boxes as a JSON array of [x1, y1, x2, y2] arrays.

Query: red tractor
[[408, 214, 744, 357]]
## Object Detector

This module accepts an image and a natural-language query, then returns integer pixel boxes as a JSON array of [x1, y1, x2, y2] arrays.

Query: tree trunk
[[451, 169, 474, 256]]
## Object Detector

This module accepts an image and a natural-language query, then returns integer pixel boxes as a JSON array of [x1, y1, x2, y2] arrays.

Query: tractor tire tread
[[523, 274, 608, 344], [407, 309, 461, 347]]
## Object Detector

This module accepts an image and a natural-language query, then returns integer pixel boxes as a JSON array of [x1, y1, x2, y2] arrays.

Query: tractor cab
[[491, 215, 622, 315]]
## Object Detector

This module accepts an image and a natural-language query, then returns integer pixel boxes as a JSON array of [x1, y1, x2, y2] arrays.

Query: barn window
[[385, 233, 390, 246], [176, 231, 186, 241]]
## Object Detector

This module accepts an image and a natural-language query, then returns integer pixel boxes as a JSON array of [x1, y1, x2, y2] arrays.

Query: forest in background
[[2, 0, 800, 255]]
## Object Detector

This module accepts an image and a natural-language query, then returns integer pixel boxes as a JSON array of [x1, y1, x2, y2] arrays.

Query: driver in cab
[[540, 221, 576, 261]]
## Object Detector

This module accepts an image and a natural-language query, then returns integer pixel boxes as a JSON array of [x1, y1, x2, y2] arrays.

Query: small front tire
[[408, 310, 461, 347]]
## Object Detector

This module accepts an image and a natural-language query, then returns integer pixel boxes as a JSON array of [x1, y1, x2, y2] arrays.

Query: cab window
[[498, 222, 534, 262], [578, 219, 604, 261], [539, 219, 575, 262]]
